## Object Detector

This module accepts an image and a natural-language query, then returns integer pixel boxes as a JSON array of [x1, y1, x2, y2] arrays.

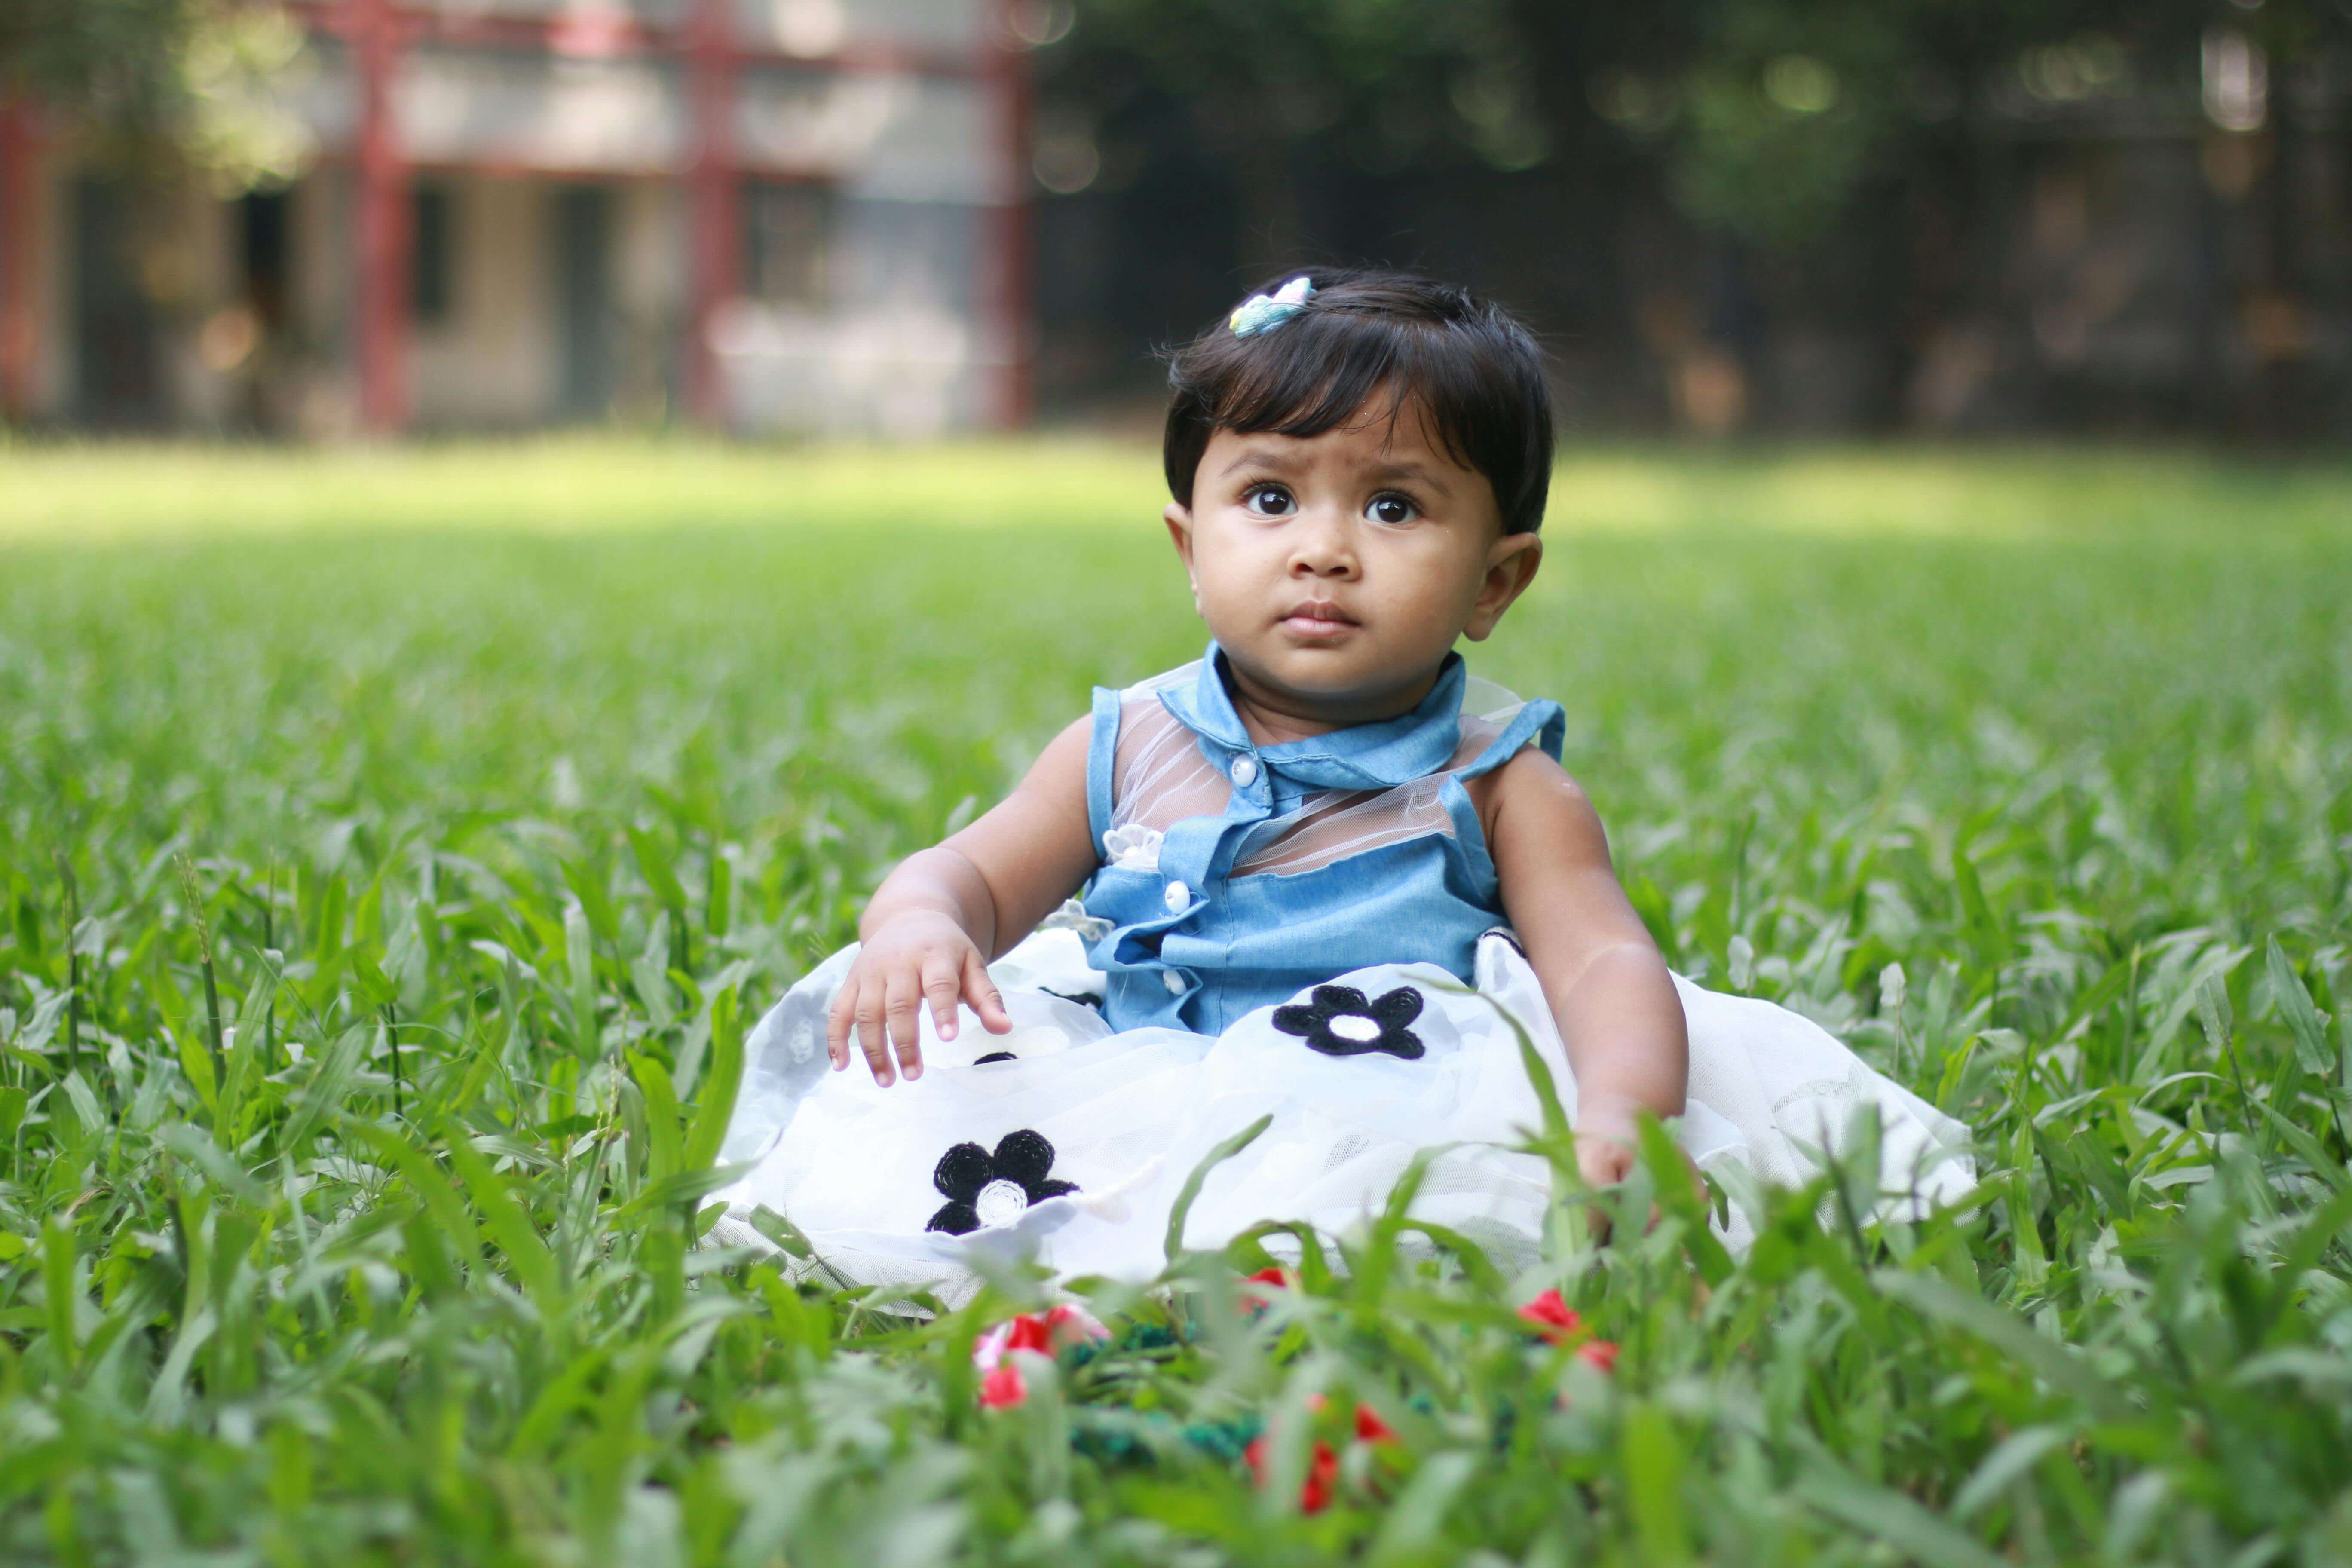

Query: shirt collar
[[1159, 641, 1468, 792]]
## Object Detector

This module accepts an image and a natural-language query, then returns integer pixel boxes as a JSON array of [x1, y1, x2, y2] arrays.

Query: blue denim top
[[1080, 643, 1566, 1034]]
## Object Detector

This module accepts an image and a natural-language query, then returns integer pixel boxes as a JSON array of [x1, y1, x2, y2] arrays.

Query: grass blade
[[1164, 1113, 1271, 1264], [682, 987, 744, 1175]]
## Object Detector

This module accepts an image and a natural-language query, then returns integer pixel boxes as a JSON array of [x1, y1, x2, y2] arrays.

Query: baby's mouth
[[1279, 600, 1360, 639]]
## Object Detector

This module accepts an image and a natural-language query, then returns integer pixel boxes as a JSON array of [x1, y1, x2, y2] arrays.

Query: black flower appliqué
[[1273, 984, 1426, 1060], [926, 1129, 1079, 1235]]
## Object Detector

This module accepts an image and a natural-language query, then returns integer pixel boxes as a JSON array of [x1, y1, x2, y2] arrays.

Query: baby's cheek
[[1188, 554, 1251, 612], [1375, 588, 1469, 655]]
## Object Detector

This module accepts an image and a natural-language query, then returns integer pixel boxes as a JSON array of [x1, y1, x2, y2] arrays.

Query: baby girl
[[711, 271, 1968, 1289]]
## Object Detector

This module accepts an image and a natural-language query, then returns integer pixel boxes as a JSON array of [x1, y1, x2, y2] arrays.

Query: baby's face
[[1166, 400, 1541, 723]]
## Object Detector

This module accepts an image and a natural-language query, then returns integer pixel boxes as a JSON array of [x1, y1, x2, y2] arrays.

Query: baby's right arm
[[825, 717, 1098, 1086]]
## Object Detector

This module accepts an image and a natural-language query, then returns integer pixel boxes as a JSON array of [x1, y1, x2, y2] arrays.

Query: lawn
[[2, 436, 2350, 1565]]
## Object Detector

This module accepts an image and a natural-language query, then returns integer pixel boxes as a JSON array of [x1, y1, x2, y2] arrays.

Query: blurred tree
[[1651, 0, 1923, 248], [1036, 0, 2352, 435], [1050, 0, 2348, 254], [0, 0, 309, 189], [1617, 0, 2350, 427], [1645, 0, 2185, 246], [1583, 0, 2347, 245], [1050, 0, 1549, 272]]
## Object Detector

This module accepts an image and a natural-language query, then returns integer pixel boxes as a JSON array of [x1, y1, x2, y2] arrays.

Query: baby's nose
[[1288, 518, 1359, 575]]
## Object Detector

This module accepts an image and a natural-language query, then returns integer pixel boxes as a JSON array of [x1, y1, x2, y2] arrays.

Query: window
[[413, 184, 456, 325], [741, 180, 832, 306], [239, 190, 289, 330]]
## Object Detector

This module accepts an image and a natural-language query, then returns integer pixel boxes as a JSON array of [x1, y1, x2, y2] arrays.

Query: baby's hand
[[825, 912, 1014, 1087], [1571, 1115, 1703, 1242], [1574, 1129, 1638, 1194]]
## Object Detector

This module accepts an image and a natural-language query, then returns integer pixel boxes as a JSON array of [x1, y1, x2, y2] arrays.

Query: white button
[[1163, 970, 1186, 995], [1229, 756, 1259, 787], [1164, 880, 1191, 912]]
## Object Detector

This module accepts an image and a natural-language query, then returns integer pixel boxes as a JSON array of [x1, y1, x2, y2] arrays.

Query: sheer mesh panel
[[1232, 780, 1448, 877], [1111, 701, 1231, 834], [1229, 714, 1511, 878], [1106, 672, 1532, 880]]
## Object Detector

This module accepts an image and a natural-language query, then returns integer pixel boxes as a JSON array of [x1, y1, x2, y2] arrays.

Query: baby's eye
[[1366, 494, 1418, 525], [1244, 484, 1296, 517]]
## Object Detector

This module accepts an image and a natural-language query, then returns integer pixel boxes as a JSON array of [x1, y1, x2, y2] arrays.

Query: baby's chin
[[1222, 636, 1450, 717]]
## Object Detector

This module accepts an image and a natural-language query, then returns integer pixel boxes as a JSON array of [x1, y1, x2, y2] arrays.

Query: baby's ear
[[1465, 532, 1542, 642], [1163, 504, 1200, 603]]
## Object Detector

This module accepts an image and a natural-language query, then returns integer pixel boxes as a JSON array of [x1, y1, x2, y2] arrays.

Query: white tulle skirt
[[706, 929, 1973, 1296]]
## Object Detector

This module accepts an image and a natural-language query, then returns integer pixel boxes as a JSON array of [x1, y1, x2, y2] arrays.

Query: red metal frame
[[685, 0, 740, 425], [283, 1, 982, 78], [350, 0, 413, 432], [0, 101, 41, 422]]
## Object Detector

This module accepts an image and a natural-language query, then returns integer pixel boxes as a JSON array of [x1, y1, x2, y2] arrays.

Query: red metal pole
[[986, 1, 1035, 429], [685, 0, 739, 426], [353, 0, 411, 432], [0, 101, 41, 423]]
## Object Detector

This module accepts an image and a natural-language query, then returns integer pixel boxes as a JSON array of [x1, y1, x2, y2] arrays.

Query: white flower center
[[1326, 1014, 1383, 1043], [974, 1179, 1030, 1228]]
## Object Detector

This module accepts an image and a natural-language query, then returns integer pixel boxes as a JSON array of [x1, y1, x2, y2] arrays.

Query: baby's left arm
[[1479, 749, 1690, 1193]]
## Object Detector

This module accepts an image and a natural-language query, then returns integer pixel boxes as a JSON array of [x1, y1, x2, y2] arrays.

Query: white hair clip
[[1228, 276, 1316, 337]]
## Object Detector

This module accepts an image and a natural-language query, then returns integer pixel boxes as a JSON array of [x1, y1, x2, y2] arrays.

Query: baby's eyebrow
[[1217, 446, 1300, 478], [1365, 461, 1453, 496]]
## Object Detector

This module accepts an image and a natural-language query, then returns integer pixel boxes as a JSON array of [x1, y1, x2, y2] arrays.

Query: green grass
[[3, 436, 2350, 1566]]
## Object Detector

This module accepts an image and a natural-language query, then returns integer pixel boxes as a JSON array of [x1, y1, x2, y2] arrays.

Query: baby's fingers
[[825, 980, 858, 1070], [852, 980, 895, 1086], [882, 970, 924, 1084], [1577, 1141, 1635, 1191], [962, 948, 1014, 1034], [922, 954, 964, 1043]]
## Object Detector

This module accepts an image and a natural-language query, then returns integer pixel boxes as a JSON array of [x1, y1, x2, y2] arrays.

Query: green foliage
[[0, 0, 309, 188], [1, 438, 2350, 1564], [0, 0, 196, 120], [1612, 0, 2352, 246], [1047, 0, 2352, 249], [1049, 0, 1540, 262], [1064, 0, 1542, 170], [1660, 0, 1917, 248]]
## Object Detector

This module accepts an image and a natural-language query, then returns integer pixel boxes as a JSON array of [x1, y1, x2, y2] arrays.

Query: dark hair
[[1162, 269, 1554, 534]]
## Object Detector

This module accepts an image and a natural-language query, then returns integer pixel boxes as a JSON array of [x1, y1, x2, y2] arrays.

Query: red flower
[[1239, 1266, 1295, 1311], [971, 1304, 1109, 1407], [1245, 1437, 1341, 1514], [978, 1361, 1027, 1409], [1517, 1288, 1582, 1344], [1300, 1441, 1339, 1513], [1002, 1315, 1055, 1355], [974, 1306, 1108, 1370], [1043, 1304, 1097, 1339], [1243, 1400, 1397, 1511], [1576, 1338, 1620, 1374]]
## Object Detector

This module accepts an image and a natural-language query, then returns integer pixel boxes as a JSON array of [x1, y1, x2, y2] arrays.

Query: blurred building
[[0, 0, 1032, 436]]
